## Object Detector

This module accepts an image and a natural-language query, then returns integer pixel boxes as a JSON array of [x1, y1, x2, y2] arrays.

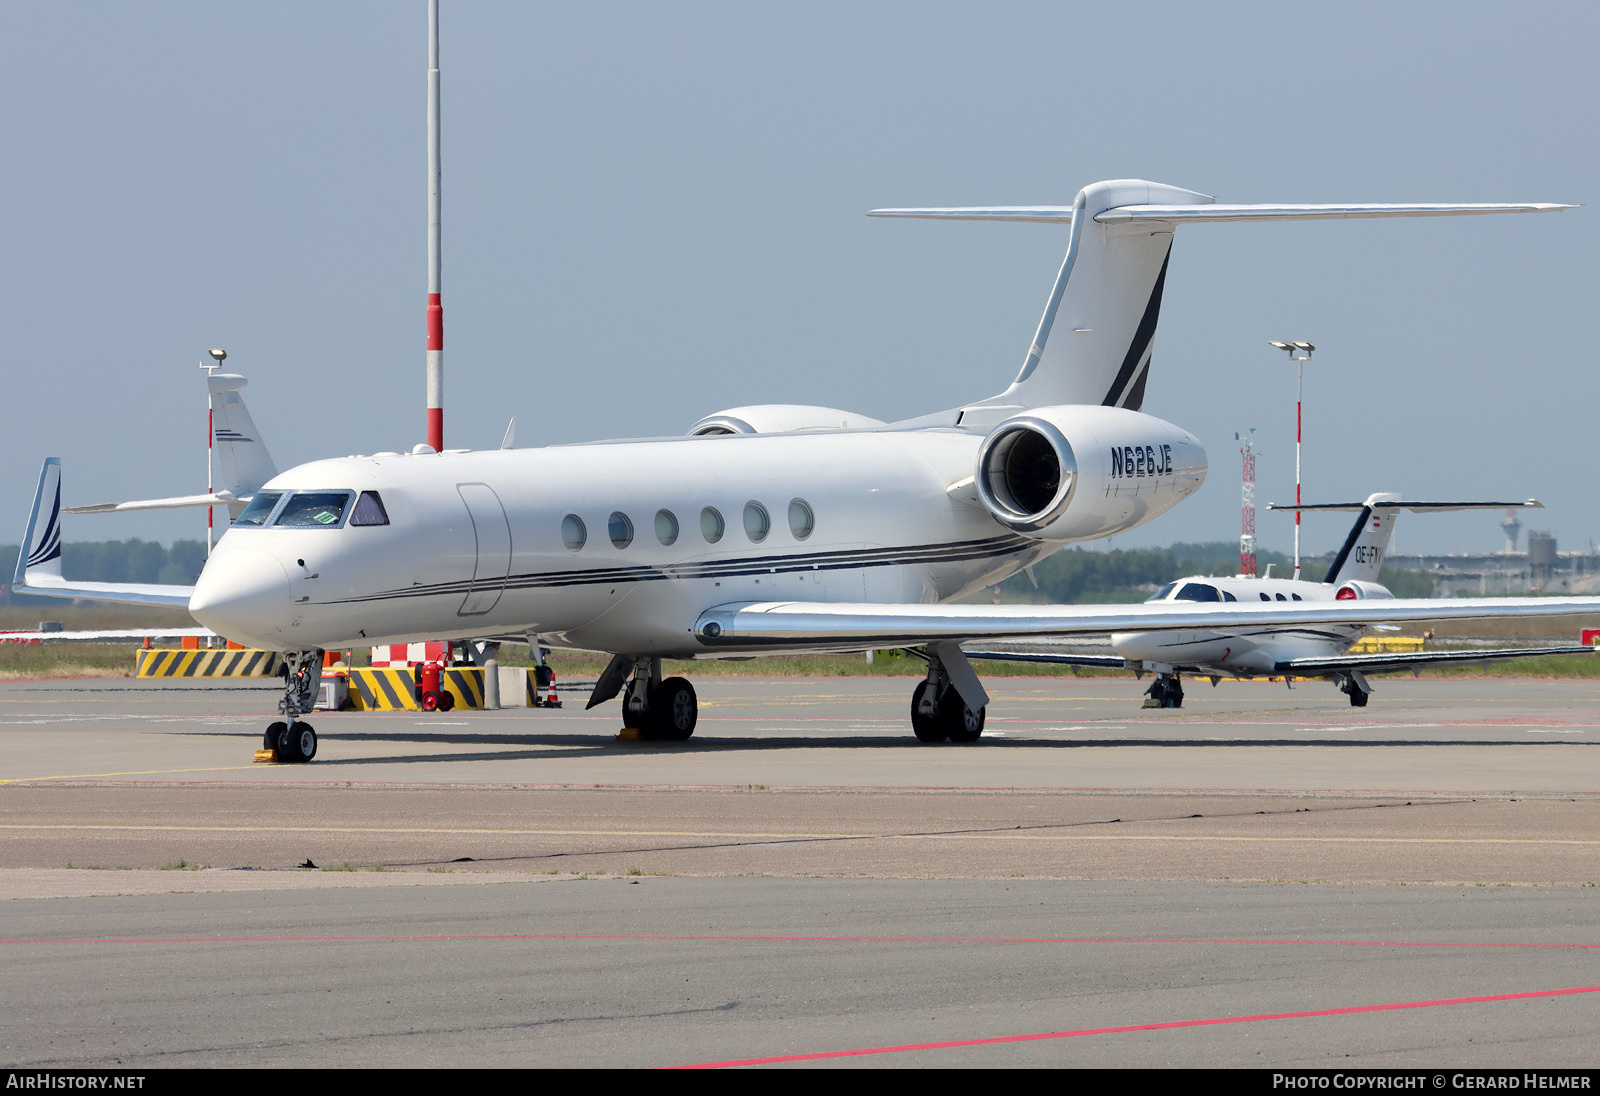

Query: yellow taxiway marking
[[0, 824, 1594, 846]]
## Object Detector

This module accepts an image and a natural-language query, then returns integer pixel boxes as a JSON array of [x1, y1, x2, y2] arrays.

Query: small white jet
[[969, 495, 1597, 707], [15, 179, 1597, 760]]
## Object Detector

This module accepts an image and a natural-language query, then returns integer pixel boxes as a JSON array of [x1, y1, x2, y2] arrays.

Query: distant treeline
[[998, 540, 1434, 603], [0, 540, 208, 603]]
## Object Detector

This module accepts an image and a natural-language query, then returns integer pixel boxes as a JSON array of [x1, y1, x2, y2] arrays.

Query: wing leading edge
[[693, 598, 1600, 650]]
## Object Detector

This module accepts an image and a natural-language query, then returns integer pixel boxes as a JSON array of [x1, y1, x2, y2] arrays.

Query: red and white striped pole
[[425, 0, 444, 453], [1269, 341, 1315, 580]]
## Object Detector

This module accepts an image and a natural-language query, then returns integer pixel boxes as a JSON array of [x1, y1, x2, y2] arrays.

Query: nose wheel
[[263, 649, 324, 763], [266, 720, 318, 763]]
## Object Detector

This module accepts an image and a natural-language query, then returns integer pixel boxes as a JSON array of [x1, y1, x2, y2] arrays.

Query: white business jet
[[15, 179, 1596, 761], [968, 495, 1596, 707]]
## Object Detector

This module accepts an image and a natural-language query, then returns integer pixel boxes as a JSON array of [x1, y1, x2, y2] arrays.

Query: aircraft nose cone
[[188, 547, 291, 648]]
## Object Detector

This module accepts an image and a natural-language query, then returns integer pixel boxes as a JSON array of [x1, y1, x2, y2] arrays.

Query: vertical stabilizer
[[208, 374, 277, 515], [1324, 493, 1403, 584], [997, 180, 1208, 411], [14, 458, 64, 588]]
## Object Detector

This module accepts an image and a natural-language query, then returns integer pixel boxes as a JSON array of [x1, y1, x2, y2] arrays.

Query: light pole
[[201, 349, 227, 560], [1269, 340, 1315, 579]]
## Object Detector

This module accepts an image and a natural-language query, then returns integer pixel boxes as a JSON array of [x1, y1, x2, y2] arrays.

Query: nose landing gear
[[263, 649, 323, 763]]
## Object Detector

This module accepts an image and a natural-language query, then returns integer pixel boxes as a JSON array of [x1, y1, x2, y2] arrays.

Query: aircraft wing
[[13, 459, 196, 609], [965, 649, 1129, 669], [1, 627, 214, 643], [1275, 644, 1597, 676], [63, 491, 237, 515], [693, 597, 1600, 650]]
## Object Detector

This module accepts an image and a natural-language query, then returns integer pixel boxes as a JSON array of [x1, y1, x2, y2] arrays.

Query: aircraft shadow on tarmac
[[181, 726, 1597, 766]]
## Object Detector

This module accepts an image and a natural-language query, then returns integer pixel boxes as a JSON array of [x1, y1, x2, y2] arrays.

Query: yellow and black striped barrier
[[136, 648, 284, 678], [345, 667, 485, 711]]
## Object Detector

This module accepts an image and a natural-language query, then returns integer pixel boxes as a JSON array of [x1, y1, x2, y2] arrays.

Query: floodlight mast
[[1269, 340, 1315, 579], [202, 348, 227, 559]]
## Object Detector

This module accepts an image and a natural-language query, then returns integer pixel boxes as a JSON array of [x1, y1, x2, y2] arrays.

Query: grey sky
[[5, 1, 1595, 560]]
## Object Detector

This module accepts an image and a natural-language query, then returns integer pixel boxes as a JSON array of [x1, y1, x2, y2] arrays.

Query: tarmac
[[2, 673, 1597, 1068]]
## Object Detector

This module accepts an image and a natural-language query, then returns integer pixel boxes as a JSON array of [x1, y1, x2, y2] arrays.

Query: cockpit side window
[[233, 492, 283, 528], [272, 492, 352, 528], [1145, 582, 1178, 603], [349, 491, 390, 527], [1173, 582, 1221, 602]]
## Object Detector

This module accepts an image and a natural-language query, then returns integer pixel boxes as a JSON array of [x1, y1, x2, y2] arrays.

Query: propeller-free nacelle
[[975, 405, 1206, 540]]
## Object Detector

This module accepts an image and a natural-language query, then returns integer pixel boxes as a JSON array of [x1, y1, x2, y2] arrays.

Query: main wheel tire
[[910, 681, 945, 742], [941, 697, 986, 743], [276, 722, 317, 764], [265, 721, 288, 751], [1348, 688, 1369, 708], [1167, 682, 1185, 709], [649, 677, 698, 740]]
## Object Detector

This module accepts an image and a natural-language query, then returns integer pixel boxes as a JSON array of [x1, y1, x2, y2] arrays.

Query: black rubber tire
[[438, 691, 456, 712], [1348, 688, 1369, 708], [276, 722, 317, 764], [265, 721, 287, 751], [650, 677, 698, 741], [941, 697, 986, 743], [910, 681, 945, 742]]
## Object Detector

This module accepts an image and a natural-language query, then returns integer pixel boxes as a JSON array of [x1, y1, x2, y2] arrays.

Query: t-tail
[[208, 373, 277, 516], [870, 182, 1571, 415], [1271, 495, 1544, 585]]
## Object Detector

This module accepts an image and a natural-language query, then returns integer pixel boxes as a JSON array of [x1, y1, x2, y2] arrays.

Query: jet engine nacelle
[[974, 405, 1206, 541], [1334, 580, 1394, 600], [688, 405, 887, 436]]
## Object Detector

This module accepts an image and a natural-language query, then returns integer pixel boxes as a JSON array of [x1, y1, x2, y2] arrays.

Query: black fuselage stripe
[[1324, 505, 1375, 585], [329, 536, 1036, 606], [1101, 248, 1171, 408]]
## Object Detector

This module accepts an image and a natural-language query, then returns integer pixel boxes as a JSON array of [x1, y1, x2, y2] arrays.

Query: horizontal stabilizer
[[1096, 202, 1574, 224], [65, 491, 238, 515], [1270, 499, 1541, 513]]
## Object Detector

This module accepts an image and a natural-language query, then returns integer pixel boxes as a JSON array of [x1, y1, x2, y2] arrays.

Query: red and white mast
[[425, 0, 444, 453], [1237, 428, 1256, 578]]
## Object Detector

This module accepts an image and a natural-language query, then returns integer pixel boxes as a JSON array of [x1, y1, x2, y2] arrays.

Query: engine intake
[[976, 416, 1077, 532]]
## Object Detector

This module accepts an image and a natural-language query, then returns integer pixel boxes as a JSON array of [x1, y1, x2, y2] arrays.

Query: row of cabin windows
[[1147, 581, 1304, 603], [563, 499, 815, 551]]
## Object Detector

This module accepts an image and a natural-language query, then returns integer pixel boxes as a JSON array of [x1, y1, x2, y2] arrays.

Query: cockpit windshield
[[273, 492, 352, 528], [1145, 582, 1178, 603], [233, 492, 282, 527], [1172, 582, 1221, 602]]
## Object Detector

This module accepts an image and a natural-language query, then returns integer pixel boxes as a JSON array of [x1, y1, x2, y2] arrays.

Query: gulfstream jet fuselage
[[17, 178, 1586, 759]]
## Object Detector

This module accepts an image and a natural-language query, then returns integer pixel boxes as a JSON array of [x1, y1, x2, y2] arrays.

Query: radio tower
[[1237, 429, 1257, 578]]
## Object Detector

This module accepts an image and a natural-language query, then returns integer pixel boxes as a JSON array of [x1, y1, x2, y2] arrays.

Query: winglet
[[14, 458, 64, 590]]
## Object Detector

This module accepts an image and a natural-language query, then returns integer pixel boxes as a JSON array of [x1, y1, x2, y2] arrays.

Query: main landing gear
[[620, 656, 698, 741], [1143, 673, 1185, 709], [265, 649, 322, 763], [908, 649, 986, 743], [1337, 671, 1372, 708]]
